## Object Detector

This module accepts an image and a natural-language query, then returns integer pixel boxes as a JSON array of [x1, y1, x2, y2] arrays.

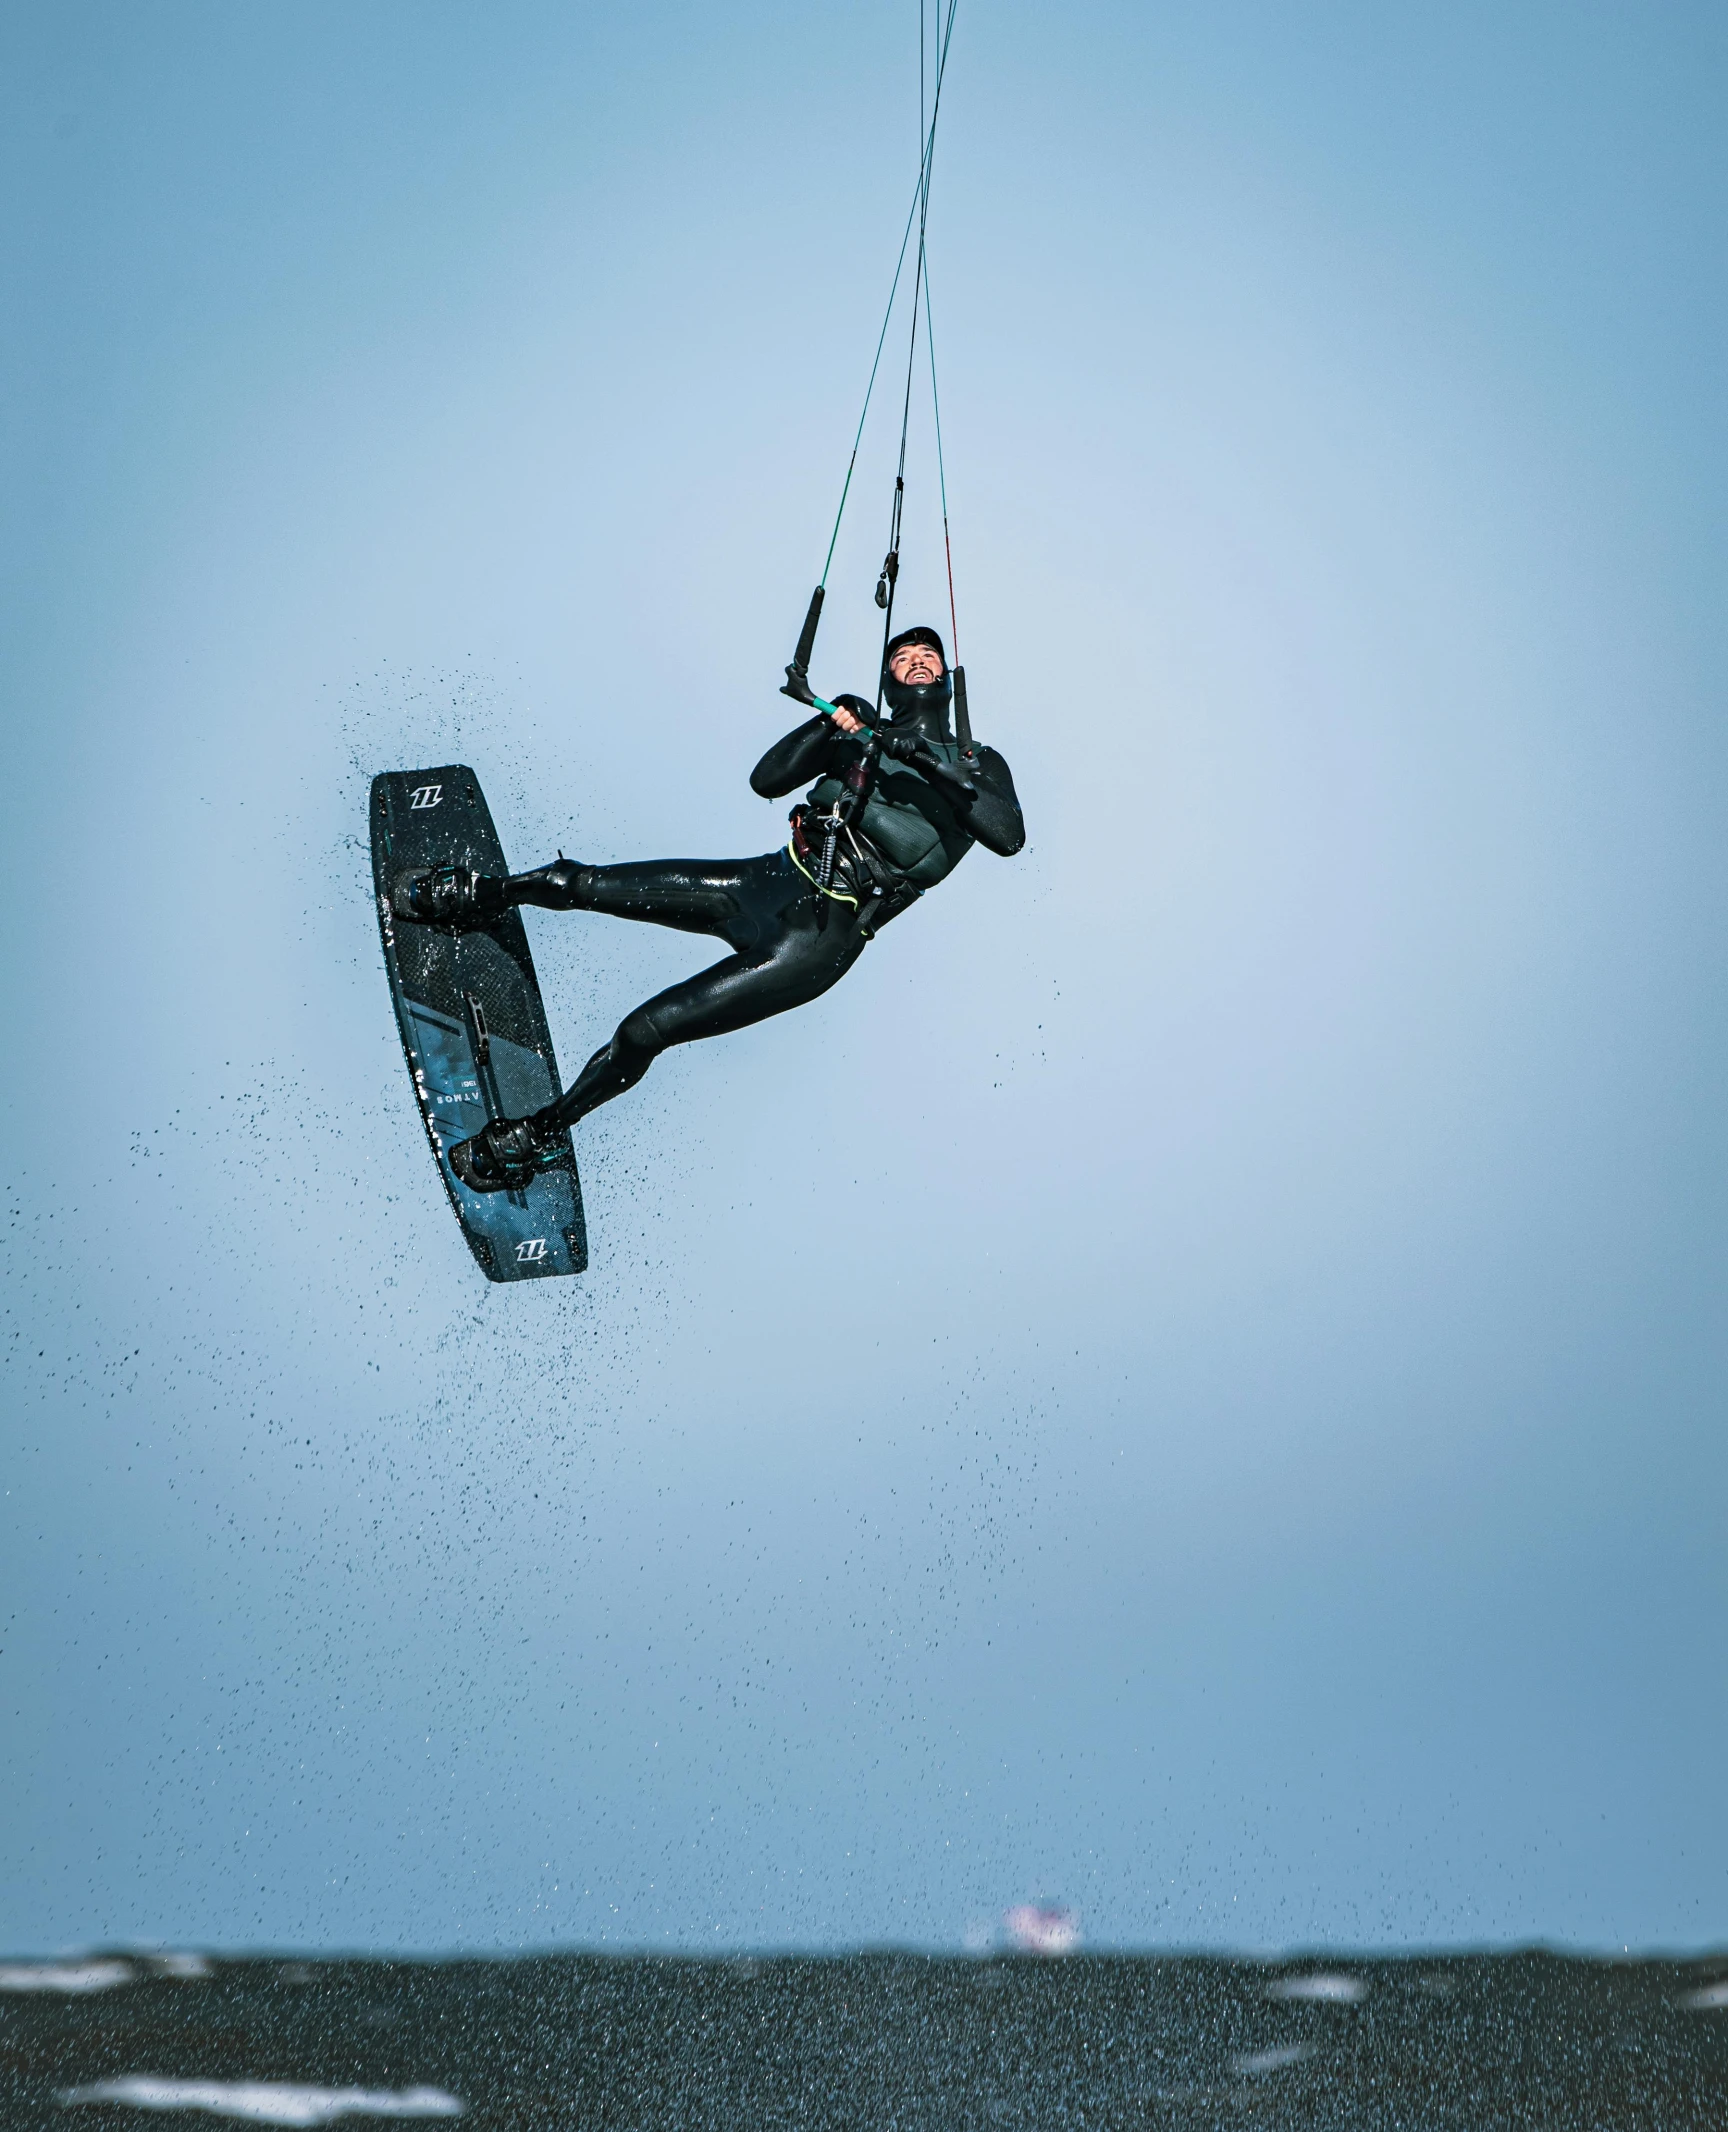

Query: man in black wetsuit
[[391, 626, 1024, 1191]]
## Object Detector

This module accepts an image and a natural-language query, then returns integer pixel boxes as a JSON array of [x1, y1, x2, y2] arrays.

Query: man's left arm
[[875, 730, 1025, 855], [958, 746, 1025, 856]]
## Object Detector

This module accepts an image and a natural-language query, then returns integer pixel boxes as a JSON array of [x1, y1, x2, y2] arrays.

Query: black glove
[[879, 732, 975, 801], [925, 757, 979, 803]]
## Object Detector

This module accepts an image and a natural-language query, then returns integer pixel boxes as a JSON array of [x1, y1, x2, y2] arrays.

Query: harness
[[786, 821, 857, 909], [787, 804, 924, 939]]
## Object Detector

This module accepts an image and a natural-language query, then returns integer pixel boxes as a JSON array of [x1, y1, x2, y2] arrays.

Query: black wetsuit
[[500, 686, 1023, 1138]]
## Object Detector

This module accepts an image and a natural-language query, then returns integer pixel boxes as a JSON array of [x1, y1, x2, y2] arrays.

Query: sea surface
[[4, 1949, 1727, 2128]]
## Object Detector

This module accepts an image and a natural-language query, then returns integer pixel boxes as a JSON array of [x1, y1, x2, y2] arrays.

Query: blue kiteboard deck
[[371, 766, 586, 1281]]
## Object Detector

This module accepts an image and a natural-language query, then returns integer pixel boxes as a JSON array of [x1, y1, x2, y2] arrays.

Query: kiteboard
[[371, 766, 587, 1282]]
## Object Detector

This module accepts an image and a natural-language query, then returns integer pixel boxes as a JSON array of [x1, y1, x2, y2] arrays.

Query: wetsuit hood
[[881, 624, 953, 740]]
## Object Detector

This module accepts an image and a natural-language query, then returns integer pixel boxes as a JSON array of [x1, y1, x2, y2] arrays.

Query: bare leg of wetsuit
[[506, 854, 864, 1131]]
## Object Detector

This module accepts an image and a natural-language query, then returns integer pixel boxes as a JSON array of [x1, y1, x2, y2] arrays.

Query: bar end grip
[[953, 663, 974, 751], [790, 585, 825, 677]]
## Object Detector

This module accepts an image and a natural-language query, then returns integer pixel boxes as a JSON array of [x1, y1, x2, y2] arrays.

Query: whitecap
[[0, 1961, 135, 1994], [57, 2081, 466, 2124], [1231, 2043, 1313, 2075], [1684, 1980, 1728, 2009], [1266, 1971, 1366, 2003], [149, 1953, 215, 1980]]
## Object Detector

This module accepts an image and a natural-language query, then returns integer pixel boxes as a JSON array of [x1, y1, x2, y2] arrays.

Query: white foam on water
[[0, 1961, 135, 1994], [1231, 2044, 1313, 2076], [57, 2081, 466, 2125], [1684, 1980, 1728, 2009], [148, 1952, 215, 1980], [1266, 1971, 1367, 2003]]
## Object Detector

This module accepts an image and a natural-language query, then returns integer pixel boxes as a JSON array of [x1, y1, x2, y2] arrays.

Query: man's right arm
[[750, 715, 836, 799]]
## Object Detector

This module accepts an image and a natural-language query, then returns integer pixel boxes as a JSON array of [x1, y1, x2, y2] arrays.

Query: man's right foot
[[390, 865, 507, 929]]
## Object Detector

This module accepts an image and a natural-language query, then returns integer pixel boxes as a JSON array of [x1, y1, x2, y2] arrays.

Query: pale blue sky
[[3, 1, 1726, 1952]]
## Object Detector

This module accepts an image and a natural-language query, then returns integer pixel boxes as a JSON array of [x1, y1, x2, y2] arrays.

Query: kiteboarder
[[390, 626, 1023, 1192]]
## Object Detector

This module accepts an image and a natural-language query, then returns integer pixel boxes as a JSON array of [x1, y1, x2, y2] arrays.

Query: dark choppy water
[[4, 1950, 1728, 2128]]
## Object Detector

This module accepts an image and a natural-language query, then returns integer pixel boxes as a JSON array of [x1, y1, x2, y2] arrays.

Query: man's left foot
[[448, 1114, 561, 1193]]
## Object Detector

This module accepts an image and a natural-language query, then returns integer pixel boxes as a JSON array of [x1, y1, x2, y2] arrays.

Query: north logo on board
[[409, 784, 443, 809], [516, 1238, 548, 1263]]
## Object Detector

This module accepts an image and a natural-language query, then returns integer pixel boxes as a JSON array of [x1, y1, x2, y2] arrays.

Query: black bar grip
[[790, 585, 824, 676], [952, 664, 973, 750]]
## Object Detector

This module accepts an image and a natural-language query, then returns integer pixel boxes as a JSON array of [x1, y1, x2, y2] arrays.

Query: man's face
[[888, 640, 945, 688]]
